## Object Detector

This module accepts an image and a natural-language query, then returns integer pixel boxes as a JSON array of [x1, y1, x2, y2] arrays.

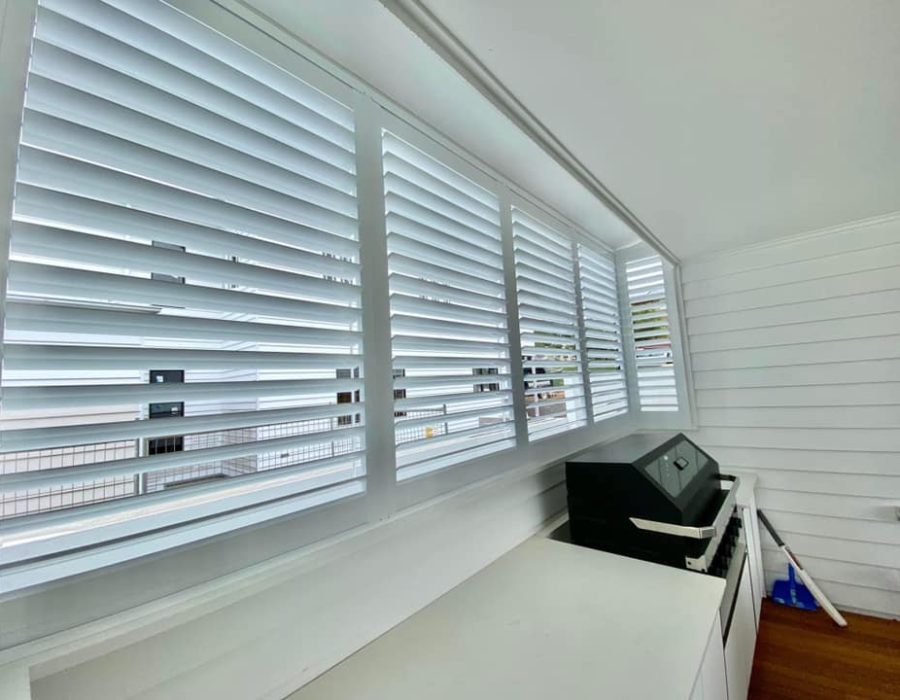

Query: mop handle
[[757, 509, 848, 628], [757, 510, 783, 546], [781, 545, 848, 627]]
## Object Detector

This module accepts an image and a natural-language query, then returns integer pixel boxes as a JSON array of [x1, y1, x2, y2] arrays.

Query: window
[[0, 0, 365, 562], [577, 245, 628, 420], [512, 208, 587, 440], [383, 133, 515, 478], [625, 255, 679, 411], [0, 0, 689, 592]]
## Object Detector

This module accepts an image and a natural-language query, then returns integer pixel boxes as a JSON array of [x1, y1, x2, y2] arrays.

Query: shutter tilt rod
[[757, 509, 847, 628]]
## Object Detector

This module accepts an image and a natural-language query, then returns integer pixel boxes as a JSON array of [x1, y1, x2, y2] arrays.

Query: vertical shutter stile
[[626, 255, 679, 412], [383, 133, 515, 479], [0, 0, 366, 558]]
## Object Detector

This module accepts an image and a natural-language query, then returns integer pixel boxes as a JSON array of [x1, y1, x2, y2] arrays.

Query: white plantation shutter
[[625, 255, 679, 411], [0, 0, 365, 561], [383, 133, 515, 478], [577, 245, 628, 420], [512, 208, 586, 439]]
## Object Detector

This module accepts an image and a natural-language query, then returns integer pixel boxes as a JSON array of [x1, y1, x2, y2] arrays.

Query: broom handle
[[781, 546, 848, 628], [758, 509, 848, 628]]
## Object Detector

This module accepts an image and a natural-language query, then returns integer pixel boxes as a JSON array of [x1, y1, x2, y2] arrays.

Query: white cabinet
[[691, 561, 759, 700], [724, 562, 756, 700], [733, 473, 765, 629]]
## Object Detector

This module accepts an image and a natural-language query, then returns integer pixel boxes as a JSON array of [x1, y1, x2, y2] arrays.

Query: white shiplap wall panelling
[[681, 214, 900, 284], [753, 489, 895, 522], [760, 532, 899, 571], [686, 266, 900, 317], [697, 384, 900, 408], [683, 238, 900, 300], [683, 214, 900, 618], [690, 313, 900, 353], [704, 446, 900, 476], [688, 287, 900, 336], [695, 426, 900, 452], [692, 336, 900, 371], [755, 510, 897, 546], [692, 359, 900, 390], [698, 406, 900, 430]]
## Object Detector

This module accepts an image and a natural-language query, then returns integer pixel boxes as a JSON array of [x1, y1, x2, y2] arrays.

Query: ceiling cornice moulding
[[380, 0, 678, 265]]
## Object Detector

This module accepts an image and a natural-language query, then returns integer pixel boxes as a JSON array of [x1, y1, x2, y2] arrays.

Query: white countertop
[[289, 537, 725, 700]]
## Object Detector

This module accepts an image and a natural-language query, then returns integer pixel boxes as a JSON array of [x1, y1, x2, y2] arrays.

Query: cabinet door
[[725, 564, 756, 700], [691, 613, 727, 700]]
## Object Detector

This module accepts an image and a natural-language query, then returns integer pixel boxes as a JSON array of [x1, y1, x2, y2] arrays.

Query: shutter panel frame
[[0, 0, 367, 544], [625, 255, 681, 413], [383, 132, 516, 479], [513, 207, 588, 440]]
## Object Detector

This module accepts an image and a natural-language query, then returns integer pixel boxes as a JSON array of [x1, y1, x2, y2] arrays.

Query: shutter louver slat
[[0, 1, 365, 548], [384, 134, 515, 479], [626, 255, 680, 412], [577, 245, 628, 421], [513, 209, 586, 439]]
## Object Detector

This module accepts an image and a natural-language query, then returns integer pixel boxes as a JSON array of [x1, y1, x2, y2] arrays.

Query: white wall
[[682, 214, 900, 618]]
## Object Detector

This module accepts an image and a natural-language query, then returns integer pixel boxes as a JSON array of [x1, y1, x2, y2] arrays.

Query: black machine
[[563, 432, 746, 637]]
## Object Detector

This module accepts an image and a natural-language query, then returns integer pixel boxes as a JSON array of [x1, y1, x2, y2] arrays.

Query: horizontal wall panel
[[693, 426, 900, 452], [688, 288, 900, 336], [704, 446, 900, 476], [761, 550, 900, 594], [697, 406, 900, 430], [684, 219, 900, 616], [754, 510, 899, 546], [696, 383, 900, 408], [681, 215, 900, 284], [689, 312, 900, 353], [757, 529, 900, 570], [755, 489, 896, 522], [751, 470, 900, 499], [683, 241, 900, 300], [692, 334, 900, 371], [685, 265, 900, 318], [693, 359, 900, 390]]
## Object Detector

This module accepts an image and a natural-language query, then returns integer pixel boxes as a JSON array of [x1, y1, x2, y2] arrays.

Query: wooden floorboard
[[749, 599, 900, 700]]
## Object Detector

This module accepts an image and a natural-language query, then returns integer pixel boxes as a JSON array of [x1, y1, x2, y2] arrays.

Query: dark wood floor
[[749, 599, 900, 700]]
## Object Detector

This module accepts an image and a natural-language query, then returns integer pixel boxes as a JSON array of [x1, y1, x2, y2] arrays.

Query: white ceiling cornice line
[[379, 0, 679, 265], [683, 209, 900, 267]]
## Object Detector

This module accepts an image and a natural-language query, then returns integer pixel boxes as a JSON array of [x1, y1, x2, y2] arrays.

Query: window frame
[[0, 0, 691, 594]]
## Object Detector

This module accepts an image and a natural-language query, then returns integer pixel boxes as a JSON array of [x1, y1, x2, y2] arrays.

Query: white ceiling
[[237, 0, 638, 250], [410, 0, 900, 259]]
